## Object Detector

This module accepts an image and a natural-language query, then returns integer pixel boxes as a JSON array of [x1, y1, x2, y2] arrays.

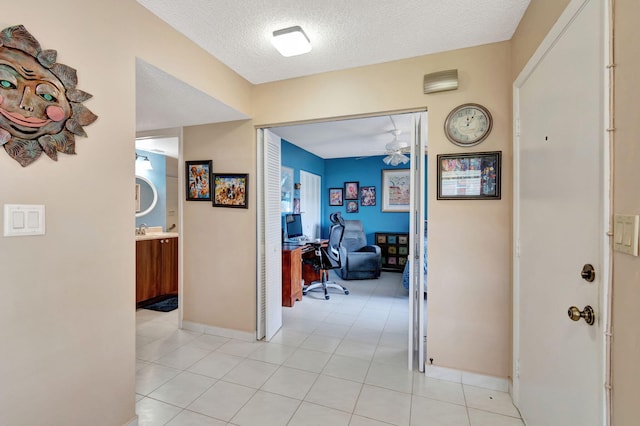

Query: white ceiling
[[271, 113, 416, 159], [135, 0, 530, 158]]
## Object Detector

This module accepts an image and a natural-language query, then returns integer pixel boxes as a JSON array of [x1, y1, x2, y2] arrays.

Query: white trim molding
[[124, 416, 138, 426], [182, 321, 256, 342], [425, 365, 509, 393]]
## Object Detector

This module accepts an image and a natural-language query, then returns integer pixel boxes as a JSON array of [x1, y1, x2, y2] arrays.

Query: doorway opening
[[257, 110, 427, 371], [134, 129, 184, 331]]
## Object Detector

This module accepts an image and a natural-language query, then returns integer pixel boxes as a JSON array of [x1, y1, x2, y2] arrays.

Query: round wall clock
[[444, 103, 493, 147]]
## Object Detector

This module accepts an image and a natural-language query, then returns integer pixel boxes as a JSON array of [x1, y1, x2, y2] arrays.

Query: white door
[[257, 129, 283, 340], [299, 170, 321, 239], [514, 0, 608, 424], [408, 111, 427, 371]]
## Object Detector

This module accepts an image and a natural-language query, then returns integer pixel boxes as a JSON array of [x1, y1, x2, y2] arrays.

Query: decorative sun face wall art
[[0, 25, 97, 167]]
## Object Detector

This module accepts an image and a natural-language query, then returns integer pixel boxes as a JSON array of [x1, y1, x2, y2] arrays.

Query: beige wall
[[253, 42, 513, 377], [510, 0, 572, 79], [0, 1, 136, 424], [0, 1, 254, 424], [182, 120, 257, 332], [131, 2, 252, 118], [611, 0, 640, 423]]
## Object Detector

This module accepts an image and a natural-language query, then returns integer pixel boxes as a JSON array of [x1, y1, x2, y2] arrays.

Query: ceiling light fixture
[[135, 153, 153, 171], [271, 26, 312, 57], [383, 152, 410, 166], [382, 119, 410, 166]]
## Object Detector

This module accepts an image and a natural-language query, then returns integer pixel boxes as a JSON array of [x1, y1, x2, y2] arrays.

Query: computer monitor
[[285, 213, 303, 239]]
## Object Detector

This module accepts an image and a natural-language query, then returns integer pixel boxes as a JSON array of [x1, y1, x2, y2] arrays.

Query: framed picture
[[360, 186, 376, 206], [344, 181, 359, 200], [437, 151, 501, 200], [186, 160, 212, 201], [212, 173, 249, 208], [346, 200, 359, 213], [381, 169, 410, 212], [329, 188, 343, 206]]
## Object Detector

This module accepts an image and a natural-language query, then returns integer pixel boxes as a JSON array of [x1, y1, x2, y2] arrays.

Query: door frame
[[511, 0, 612, 421], [256, 108, 428, 371], [135, 127, 184, 329]]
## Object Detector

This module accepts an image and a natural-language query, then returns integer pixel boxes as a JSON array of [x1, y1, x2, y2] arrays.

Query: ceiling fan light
[[271, 26, 312, 57], [385, 140, 405, 152], [382, 152, 410, 167]]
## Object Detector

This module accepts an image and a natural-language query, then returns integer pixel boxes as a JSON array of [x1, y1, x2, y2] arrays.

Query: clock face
[[444, 103, 493, 147]]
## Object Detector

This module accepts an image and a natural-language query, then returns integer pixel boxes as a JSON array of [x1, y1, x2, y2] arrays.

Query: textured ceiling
[[136, 59, 249, 133], [135, 0, 530, 157], [137, 0, 530, 84]]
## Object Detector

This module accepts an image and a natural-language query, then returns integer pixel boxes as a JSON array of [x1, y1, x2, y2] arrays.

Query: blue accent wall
[[281, 140, 325, 184], [135, 150, 166, 230], [324, 156, 412, 244], [280, 140, 427, 245], [280, 140, 325, 232]]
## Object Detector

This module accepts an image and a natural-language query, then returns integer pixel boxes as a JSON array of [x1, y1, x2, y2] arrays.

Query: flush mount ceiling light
[[271, 26, 312, 57]]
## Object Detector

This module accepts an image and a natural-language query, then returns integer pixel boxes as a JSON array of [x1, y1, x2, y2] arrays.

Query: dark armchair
[[337, 220, 382, 280]]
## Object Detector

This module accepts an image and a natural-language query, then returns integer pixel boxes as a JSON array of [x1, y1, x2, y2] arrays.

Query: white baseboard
[[182, 321, 256, 342], [124, 415, 138, 426], [425, 365, 509, 392]]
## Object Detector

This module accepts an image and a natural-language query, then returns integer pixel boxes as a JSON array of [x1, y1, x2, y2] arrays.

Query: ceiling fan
[[382, 118, 410, 166]]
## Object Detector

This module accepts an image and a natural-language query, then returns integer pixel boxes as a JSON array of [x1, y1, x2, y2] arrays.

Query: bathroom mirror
[[135, 175, 158, 218]]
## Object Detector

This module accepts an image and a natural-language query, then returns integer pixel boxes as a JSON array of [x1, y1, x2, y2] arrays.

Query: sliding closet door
[[257, 129, 283, 340], [408, 111, 427, 371]]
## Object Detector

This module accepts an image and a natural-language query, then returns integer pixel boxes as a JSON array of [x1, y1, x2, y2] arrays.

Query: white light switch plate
[[3, 204, 45, 237], [613, 214, 639, 256]]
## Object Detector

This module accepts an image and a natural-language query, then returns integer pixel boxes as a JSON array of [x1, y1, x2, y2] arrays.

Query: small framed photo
[[346, 200, 359, 213], [212, 173, 249, 208], [344, 181, 359, 200], [329, 188, 343, 206], [437, 151, 501, 200], [360, 186, 376, 206], [186, 160, 212, 201]]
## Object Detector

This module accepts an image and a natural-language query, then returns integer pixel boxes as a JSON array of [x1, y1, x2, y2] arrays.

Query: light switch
[[3, 204, 45, 237], [12, 211, 25, 229], [613, 214, 639, 256]]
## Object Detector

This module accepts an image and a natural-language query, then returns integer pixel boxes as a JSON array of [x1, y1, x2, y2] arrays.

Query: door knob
[[567, 305, 595, 326]]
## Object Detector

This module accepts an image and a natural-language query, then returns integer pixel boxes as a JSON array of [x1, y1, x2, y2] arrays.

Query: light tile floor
[[136, 272, 523, 426]]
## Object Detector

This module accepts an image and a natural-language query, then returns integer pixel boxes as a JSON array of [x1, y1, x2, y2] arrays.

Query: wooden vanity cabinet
[[281, 245, 303, 307], [136, 237, 178, 306]]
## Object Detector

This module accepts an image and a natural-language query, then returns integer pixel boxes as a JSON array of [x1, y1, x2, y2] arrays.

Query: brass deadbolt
[[581, 264, 595, 282], [568, 305, 596, 326]]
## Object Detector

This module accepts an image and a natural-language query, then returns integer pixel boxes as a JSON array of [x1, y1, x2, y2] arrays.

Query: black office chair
[[303, 212, 349, 300]]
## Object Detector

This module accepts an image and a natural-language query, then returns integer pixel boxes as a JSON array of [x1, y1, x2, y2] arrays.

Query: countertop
[[135, 232, 179, 241]]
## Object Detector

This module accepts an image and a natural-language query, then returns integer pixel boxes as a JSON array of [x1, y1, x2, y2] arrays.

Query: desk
[[282, 242, 324, 307]]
